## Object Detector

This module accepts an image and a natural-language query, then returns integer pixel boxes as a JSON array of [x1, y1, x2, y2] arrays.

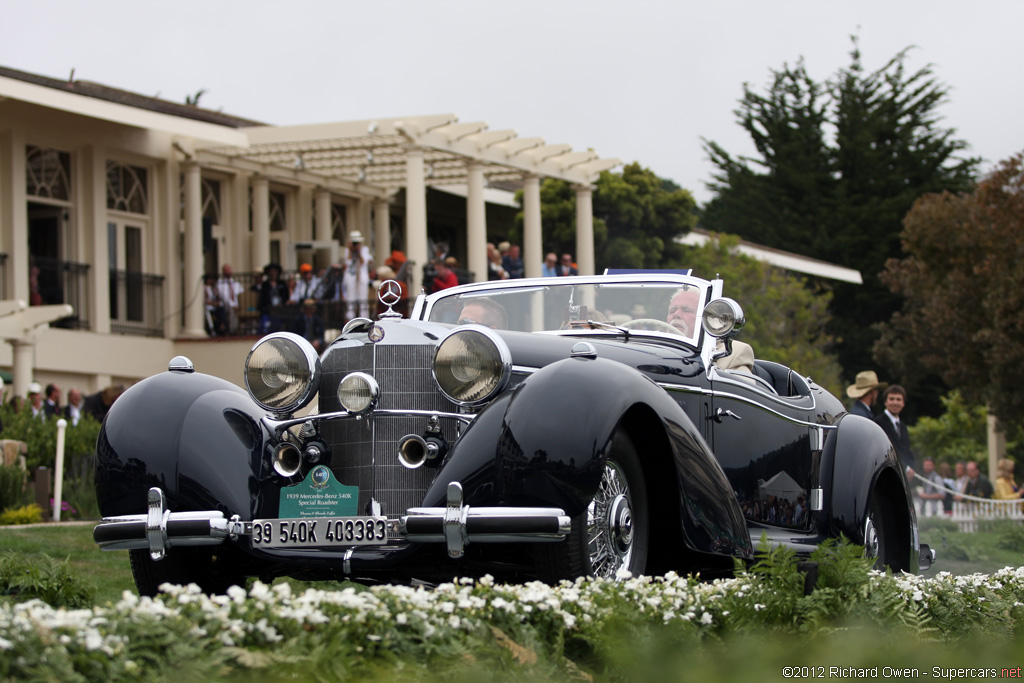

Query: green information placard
[[278, 465, 358, 518]]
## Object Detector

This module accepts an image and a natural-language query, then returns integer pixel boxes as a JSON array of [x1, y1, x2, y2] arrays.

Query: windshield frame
[[414, 273, 720, 352]]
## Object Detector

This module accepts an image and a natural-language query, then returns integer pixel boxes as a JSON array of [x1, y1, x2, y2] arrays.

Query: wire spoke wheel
[[535, 428, 648, 582]]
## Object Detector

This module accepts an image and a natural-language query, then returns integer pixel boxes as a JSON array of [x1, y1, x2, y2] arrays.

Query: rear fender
[[422, 355, 752, 558], [823, 413, 917, 570], [95, 370, 267, 519]]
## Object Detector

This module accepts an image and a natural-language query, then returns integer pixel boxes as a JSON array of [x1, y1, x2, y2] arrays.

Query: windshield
[[422, 278, 710, 345]]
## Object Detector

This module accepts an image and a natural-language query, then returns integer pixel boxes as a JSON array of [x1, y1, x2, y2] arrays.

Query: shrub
[[0, 404, 101, 471], [0, 464, 28, 512], [0, 503, 43, 525], [0, 550, 94, 607]]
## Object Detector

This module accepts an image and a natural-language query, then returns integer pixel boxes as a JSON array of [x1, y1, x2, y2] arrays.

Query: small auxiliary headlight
[[244, 332, 321, 414], [433, 325, 511, 406], [702, 298, 745, 338], [337, 372, 379, 415]]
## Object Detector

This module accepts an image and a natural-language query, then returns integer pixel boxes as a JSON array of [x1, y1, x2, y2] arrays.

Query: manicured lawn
[[1, 516, 1020, 605], [0, 522, 136, 603]]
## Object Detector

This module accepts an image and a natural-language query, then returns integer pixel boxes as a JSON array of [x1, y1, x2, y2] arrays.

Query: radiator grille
[[319, 341, 459, 517]]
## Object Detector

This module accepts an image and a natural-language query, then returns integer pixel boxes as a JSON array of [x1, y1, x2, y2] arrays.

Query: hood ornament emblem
[[377, 279, 403, 319]]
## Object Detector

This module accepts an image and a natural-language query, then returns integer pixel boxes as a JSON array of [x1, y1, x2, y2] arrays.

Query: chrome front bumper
[[94, 483, 571, 561]]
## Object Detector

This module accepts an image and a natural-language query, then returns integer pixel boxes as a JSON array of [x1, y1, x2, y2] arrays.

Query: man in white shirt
[[216, 264, 244, 334], [342, 232, 373, 320], [65, 387, 84, 426]]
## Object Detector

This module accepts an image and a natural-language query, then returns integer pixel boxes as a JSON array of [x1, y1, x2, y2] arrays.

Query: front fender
[[95, 369, 267, 519], [422, 355, 751, 558]]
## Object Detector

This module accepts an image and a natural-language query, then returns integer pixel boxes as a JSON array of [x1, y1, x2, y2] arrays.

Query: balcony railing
[[33, 257, 90, 330], [204, 269, 390, 339], [110, 270, 164, 337]]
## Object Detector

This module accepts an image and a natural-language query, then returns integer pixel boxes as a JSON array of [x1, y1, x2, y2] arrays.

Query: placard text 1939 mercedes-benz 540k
[[93, 273, 928, 594]]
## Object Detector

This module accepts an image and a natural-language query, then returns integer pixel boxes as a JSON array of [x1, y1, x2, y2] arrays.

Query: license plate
[[251, 517, 390, 548]]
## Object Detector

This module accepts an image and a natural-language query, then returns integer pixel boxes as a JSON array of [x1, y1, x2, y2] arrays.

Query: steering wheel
[[621, 318, 682, 334]]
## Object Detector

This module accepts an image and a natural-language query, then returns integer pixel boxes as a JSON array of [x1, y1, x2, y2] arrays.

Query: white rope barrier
[[910, 472, 1024, 532]]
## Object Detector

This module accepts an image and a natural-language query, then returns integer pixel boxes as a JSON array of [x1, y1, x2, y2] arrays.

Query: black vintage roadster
[[94, 273, 927, 594]]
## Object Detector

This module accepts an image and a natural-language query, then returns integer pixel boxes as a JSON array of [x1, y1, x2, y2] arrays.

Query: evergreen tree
[[702, 39, 978, 383]]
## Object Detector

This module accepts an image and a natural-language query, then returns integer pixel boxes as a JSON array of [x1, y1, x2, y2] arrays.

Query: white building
[[0, 66, 619, 395]]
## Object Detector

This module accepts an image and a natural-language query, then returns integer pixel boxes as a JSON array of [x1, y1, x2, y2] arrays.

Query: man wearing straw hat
[[846, 370, 887, 419]]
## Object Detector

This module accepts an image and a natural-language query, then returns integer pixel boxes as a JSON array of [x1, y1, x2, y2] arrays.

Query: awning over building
[[199, 114, 620, 190]]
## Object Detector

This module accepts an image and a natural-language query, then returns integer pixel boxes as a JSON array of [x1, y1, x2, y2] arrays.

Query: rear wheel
[[536, 429, 649, 580], [129, 547, 243, 597], [864, 494, 894, 571]]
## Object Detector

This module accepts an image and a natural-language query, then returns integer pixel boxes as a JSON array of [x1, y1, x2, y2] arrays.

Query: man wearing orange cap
[[289, 263, 321, 304]]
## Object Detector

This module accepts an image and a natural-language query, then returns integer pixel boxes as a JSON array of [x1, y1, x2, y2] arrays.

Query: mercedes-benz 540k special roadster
[[93, 273, 928, 594]]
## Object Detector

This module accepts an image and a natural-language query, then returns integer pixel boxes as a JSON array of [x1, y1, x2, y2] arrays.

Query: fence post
[[34, 466, 51, 521], [53, 418, 67, 522]]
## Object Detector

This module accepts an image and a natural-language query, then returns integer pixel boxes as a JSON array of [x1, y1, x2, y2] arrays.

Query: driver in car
[[667, 287, 755, 376]]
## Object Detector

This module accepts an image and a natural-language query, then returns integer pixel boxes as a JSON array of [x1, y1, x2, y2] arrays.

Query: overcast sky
[[2, 0, 1021, 204]]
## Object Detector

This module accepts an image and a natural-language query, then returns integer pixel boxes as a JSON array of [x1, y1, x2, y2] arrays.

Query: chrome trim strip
[[263, 408, 475, 436], [658, 382, 835, 430]]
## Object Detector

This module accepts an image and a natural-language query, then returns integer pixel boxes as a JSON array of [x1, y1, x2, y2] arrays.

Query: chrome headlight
[[244, 332, 321, 414], [702, 298, 745, 338], [337, 372, 379, 415], [433, 325, 512, 406]]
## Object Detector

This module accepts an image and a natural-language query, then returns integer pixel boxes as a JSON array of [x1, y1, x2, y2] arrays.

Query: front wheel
[[129, 547, 243, 596], [536, 429, 649, 581]]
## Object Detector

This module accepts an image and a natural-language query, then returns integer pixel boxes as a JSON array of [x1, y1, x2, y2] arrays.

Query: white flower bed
[[4, 566, 1024, 678]]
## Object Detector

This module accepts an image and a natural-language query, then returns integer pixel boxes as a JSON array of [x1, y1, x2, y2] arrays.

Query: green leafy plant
[[0, 464, 28, 512], [0, 550, 94, 607], [0, 403, 102, 472], [0, 503, 43, 525]]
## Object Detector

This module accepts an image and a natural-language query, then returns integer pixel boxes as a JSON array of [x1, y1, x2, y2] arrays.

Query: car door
[[708, 366, 819, 530]]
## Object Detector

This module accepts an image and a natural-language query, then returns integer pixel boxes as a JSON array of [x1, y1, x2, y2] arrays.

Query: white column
[[11, 340, 33, 399], [405, 148, 428, 296], [574, 184, 595, 276], [373, 198, 390, 267], [315, 188, 332, 243], [251, 177, 271, 269], [522, 174, 542, 279], [466, 162, 487, 283], [182, 161, 206, 337], [0, 129, 29, 303], [83, 146, 111, 334]]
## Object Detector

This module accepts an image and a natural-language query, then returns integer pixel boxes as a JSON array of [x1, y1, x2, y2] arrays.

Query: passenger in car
[[457, 297, 508, 330]]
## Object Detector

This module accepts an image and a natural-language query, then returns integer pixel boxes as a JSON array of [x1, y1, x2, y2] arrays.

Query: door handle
[[713, 407, 742, 423]]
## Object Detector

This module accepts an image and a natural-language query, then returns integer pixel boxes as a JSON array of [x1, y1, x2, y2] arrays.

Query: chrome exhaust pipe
[[398, 434, 437, 469], [273, 443, 302, 477]]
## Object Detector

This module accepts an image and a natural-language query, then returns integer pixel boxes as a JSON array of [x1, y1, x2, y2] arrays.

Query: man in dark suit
[[43, 383, 62, 419], [292, 298, 326, 352], [558, 253, 578, 276], [874, 384, 915, 478], [846, 370, 886, 418]]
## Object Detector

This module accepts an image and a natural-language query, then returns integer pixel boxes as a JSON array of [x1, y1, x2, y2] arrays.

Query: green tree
[[906, 391, 1008, 466], [515, 163, 697, 271], [701, 39, 978, 383], [681, 234, 843, 397], [876, 153, 1024, 431]]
